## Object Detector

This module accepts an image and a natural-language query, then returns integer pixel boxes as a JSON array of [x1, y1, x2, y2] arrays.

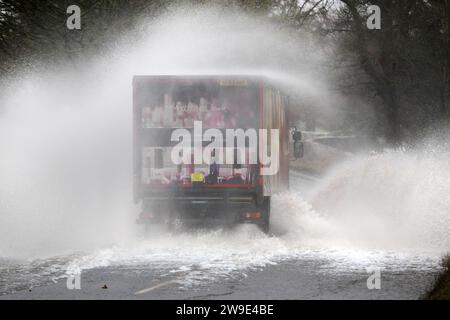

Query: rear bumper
[[138, 187, 264, 225]]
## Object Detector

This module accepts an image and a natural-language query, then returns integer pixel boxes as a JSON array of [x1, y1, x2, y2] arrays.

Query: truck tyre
[[167, 210, 183, 232], [258, 197, 270, 234]]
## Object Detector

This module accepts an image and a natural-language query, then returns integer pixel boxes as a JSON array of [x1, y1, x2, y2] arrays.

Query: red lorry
[[133, 75, 290, 233]]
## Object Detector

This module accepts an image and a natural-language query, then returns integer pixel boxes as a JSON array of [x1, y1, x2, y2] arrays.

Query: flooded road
[[0, 166, 446, 299], [0, 255, 439, 300]]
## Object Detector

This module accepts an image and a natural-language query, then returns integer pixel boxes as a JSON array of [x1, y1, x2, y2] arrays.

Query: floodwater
[[1, 159, 447, 299], [0, 7, 448, 299]]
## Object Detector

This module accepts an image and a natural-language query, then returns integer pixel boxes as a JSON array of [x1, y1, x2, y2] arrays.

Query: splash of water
[[305, 147, 450, 253], [0, 7, 328, 259], [0, 7, 448, 284]]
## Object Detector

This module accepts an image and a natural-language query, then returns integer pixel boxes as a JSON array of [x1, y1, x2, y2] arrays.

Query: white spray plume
[[1, 6, 448, 263], [0, 6, 329, 259]]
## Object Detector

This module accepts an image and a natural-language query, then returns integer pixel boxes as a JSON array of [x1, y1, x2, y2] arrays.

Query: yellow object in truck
[[191, 172, 204, 183]]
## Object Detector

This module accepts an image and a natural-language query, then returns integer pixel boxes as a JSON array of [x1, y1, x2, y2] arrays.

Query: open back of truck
[[132, 75, 289, 232]]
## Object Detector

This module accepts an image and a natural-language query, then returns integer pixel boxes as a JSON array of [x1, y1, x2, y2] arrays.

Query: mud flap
[[257, 197, 270, 234]]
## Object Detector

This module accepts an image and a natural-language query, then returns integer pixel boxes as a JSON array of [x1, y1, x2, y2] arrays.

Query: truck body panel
[[132, 75, 289, 230]]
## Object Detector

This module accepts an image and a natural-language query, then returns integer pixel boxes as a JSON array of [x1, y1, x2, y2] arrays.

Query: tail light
[[242, 211, 261, 219]]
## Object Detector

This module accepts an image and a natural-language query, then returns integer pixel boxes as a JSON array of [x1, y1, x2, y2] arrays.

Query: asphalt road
[[1, 257, 438, 300]]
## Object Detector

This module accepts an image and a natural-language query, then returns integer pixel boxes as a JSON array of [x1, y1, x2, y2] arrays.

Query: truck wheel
[[258, 197, 270, 234], [167, 210, 183, 232]]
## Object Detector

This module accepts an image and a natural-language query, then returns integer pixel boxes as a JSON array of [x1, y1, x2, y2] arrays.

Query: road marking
[[134, 280, 177, 295]]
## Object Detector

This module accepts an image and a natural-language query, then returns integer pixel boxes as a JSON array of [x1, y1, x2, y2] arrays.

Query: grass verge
[[425, 255, 450, 300]]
